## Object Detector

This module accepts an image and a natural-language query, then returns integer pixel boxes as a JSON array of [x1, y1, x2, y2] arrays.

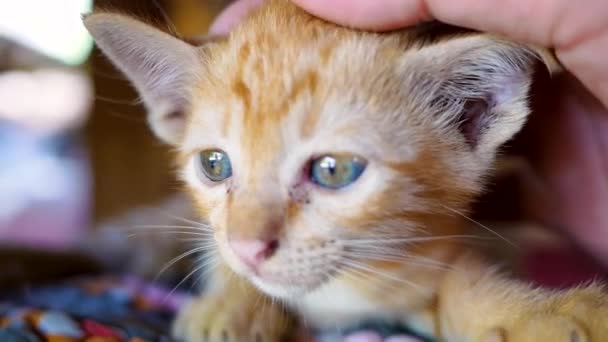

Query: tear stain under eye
[[289, 163, 312, 204], [289, 181, 310, 204]]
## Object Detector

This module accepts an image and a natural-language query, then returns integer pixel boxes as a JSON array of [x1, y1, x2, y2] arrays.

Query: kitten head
[[84, 1, 558, 298]]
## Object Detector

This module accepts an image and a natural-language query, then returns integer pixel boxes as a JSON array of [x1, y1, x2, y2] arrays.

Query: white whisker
[[334, 265, 403, 293], [127, 231, 212, 239], [342, 234, 489, 246], [154, 246, 209, 283], [339, 260, 426, 293], [158, 213, 209, 228], [177, 237, 217, 244], [441, 204, 518, 249], [163, 262, 207, 303], [190, 255, 220, 291], [342, 251, 451, 271], [131, 224, 211, 231]]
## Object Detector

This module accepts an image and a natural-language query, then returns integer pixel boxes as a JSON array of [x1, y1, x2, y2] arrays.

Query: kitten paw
[[478, 288, 608, 342], [172, 292, 293, 342], [480, 314, 587, 342]]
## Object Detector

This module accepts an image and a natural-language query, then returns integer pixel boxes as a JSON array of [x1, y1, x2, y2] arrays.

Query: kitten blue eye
[[197, 150, 232, 182], [310, 154, 367, 190]]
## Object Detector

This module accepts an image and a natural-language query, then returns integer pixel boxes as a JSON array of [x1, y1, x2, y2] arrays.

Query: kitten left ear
[[407, 35, 560, 156], [83, 12, 206, 145]]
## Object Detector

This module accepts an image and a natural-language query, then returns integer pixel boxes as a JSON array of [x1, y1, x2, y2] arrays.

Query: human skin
[[209, 0, 608, 269]]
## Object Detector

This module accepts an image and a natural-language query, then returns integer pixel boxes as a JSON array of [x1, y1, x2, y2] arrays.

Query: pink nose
[[229, 239, 279, 269]]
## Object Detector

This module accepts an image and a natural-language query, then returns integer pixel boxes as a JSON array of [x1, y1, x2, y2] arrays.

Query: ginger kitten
[[84, 1, 608, 341]]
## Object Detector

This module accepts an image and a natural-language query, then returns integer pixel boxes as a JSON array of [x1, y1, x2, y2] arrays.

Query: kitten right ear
[[403, 34, 560, 157], [83, 13, 205, 145]]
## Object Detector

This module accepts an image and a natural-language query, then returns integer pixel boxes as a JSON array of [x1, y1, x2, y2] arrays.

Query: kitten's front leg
[[172, 264, 295, 342], [436, 255, 608, 342]]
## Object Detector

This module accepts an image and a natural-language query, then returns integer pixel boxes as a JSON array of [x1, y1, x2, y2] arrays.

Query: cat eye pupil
[[197, 150, 232, 183], [310, 154, 367, 190]]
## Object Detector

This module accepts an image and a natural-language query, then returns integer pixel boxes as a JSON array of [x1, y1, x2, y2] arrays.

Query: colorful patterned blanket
[[0, 276, 184, 342], [0, 275, 430, 342]]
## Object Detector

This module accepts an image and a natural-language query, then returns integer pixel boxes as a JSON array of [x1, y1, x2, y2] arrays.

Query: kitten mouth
[[246, 265, 341, 299], [250, 275, 326, 299]]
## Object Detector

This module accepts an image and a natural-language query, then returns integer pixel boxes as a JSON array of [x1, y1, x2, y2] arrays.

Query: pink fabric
[[523, 246, 607, 288]]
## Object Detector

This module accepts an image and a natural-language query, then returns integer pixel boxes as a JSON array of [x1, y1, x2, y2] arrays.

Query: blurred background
[[0, 0, 225, 252]]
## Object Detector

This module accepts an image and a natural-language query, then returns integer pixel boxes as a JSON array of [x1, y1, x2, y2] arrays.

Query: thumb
[[292, 0, 431, 31]]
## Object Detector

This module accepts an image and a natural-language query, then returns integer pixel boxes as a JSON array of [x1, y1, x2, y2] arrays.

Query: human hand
[[210, 0, 608, 267]]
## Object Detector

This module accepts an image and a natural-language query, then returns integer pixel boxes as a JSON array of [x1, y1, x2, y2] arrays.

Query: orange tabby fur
[[84, 1, 608, 341]]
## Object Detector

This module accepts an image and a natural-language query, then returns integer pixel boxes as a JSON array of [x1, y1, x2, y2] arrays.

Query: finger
[[209, 0, 264, 35], [291, 0, 431, 31], [558, 23, 608, 109]]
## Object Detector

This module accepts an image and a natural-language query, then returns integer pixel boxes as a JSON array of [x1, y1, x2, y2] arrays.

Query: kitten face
[[84, 0, 557, 299], [179, 31, 482, 298]]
